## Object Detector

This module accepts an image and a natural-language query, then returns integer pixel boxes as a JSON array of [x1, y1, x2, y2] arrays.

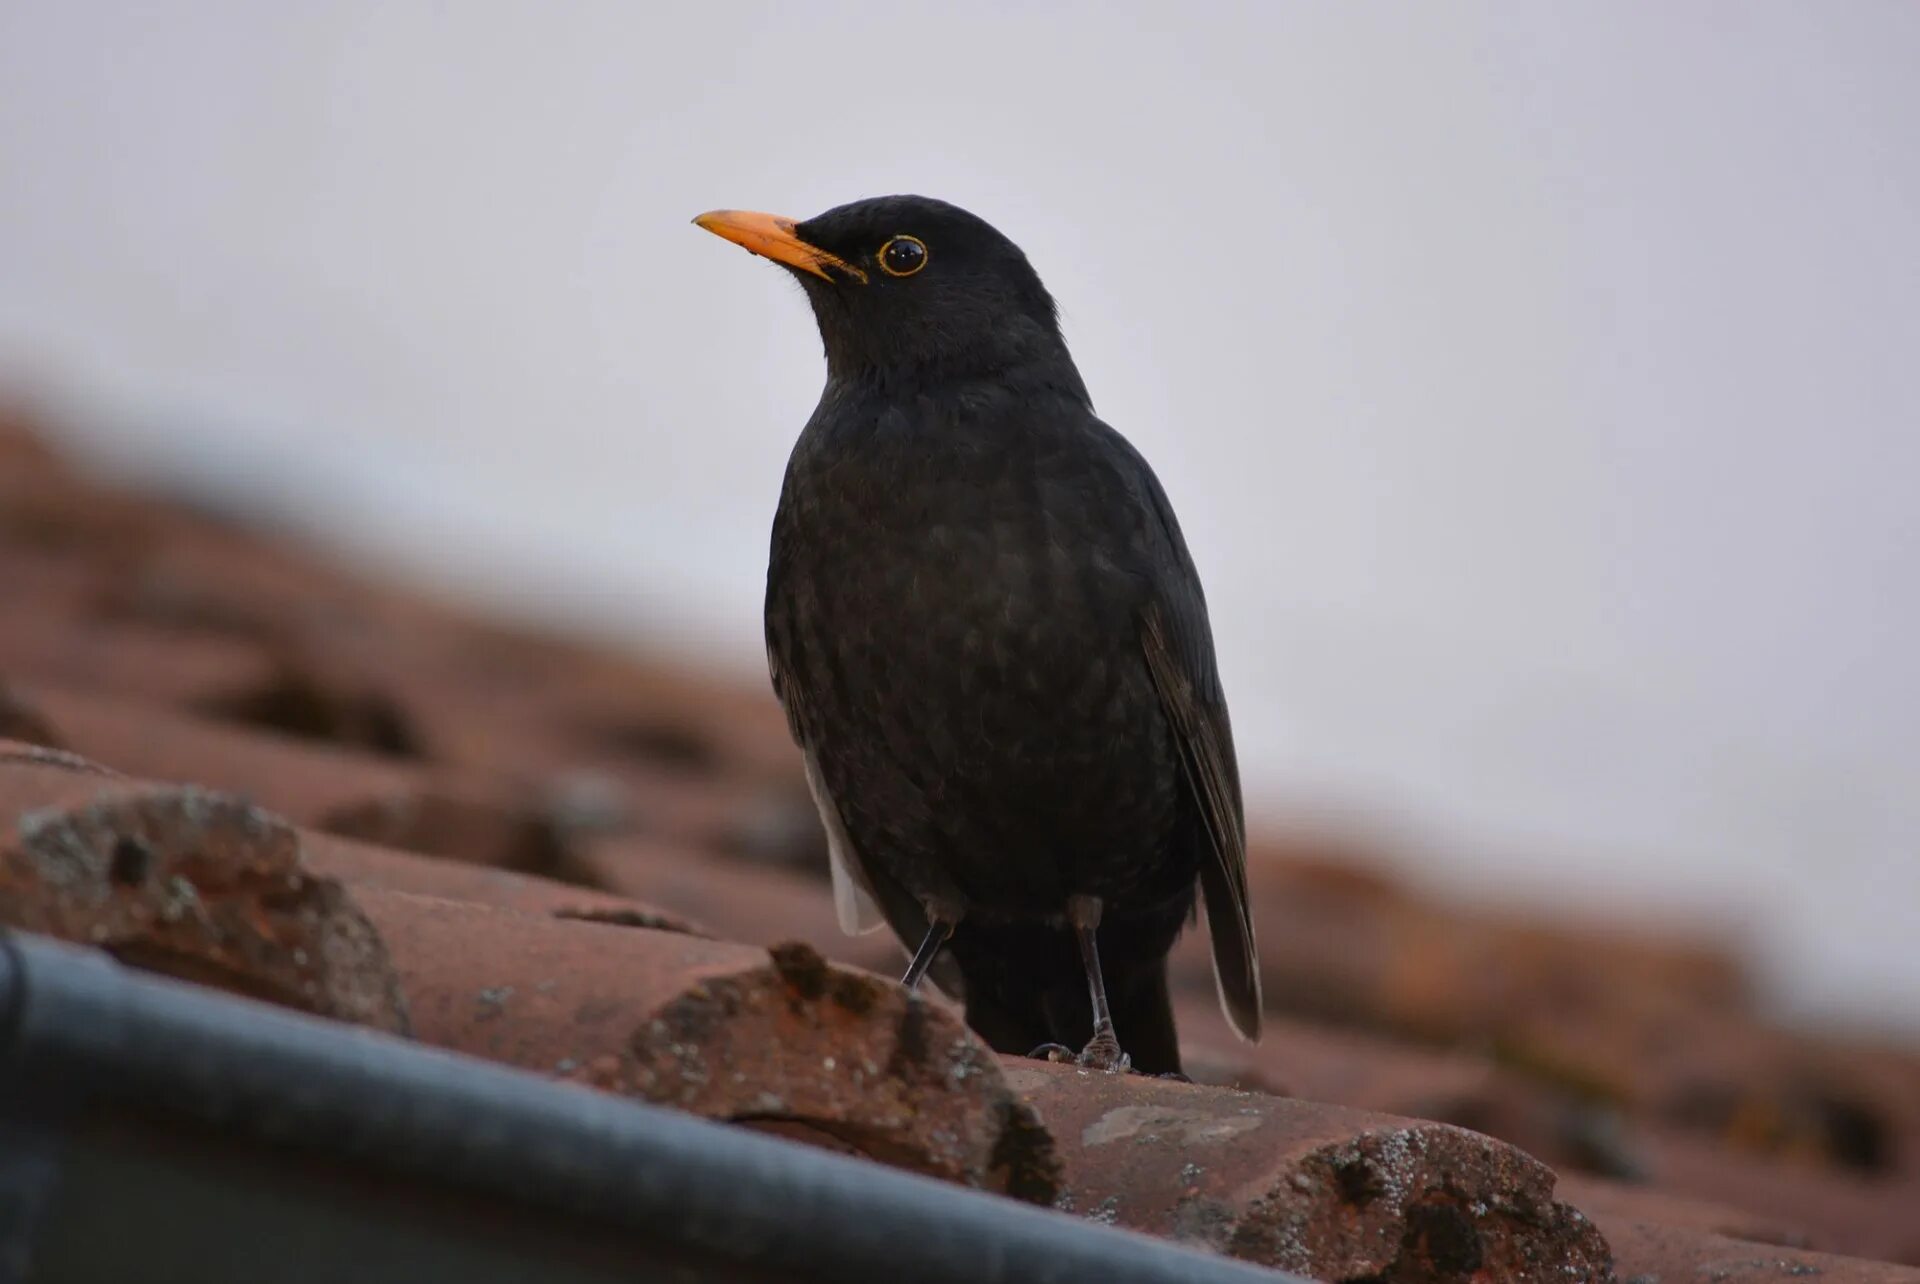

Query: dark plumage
[[693, 195, 1260, 1074]]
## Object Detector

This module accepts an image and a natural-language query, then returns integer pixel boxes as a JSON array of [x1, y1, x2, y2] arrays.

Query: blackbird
[[693, 195, 1259, 1074]]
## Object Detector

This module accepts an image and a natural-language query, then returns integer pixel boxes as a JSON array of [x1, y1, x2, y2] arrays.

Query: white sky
[[1, 2, 1915, 1031]]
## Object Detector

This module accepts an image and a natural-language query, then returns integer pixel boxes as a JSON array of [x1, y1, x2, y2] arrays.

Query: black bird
[[693, 196, 1259, 1074]]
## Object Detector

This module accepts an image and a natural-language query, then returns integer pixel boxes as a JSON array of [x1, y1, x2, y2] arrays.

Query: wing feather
[[769, 641, 888, 937], [1143, 605, 1262, 1039], [802, 745, 886, 935]]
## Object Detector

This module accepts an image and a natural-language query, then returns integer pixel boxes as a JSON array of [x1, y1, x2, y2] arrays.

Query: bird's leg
[[1068, 894, 1130, 1072], [900, 919, 954, 990]]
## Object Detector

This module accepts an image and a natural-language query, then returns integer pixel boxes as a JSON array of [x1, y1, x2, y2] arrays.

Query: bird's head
[[694, 195, 1080, 393]]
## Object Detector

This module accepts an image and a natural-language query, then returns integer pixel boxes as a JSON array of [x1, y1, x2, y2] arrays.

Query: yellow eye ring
[[877, 235, 928, 277]]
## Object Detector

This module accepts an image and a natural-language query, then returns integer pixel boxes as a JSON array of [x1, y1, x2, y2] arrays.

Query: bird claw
[[1076, 1028, 1131, 1073], [1025, 1037, 1132, 1072]]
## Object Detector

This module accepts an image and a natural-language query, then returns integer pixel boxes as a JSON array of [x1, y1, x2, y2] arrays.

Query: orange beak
[[692, 209, 868, 283]]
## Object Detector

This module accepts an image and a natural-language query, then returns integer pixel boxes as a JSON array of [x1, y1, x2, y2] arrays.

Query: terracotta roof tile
[[562, 832, 906, 975], [0, 685, 63, 747], [1166, 844, 1920, 1181], [1553, 1175, 1809, 1248], [9, 680, 568, 870], [299, 829, 699, 933], [1597, 1220, 1919, 1284], [355, 888, 1060, 1202], [1176, 980, 1920, 1263], [1168, 840, 1746, 1046], [1179, 1003, 1645, 1180], [0, 751, 409, 1034], [1004, 1059, 1611, 1281], [0, 614, 287, 712], [1633, 1130, 1920, 1265]]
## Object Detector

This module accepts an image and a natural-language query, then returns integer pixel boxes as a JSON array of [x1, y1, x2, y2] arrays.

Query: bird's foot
[[1154, 1070, 1193, 1083], [1025, 1037, 1132, 1073], [1076, 1028, 1132, 1072]]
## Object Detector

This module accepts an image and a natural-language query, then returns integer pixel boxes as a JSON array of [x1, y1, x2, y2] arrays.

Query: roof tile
[[1004, 1059, 1613, 1282], [9, 680, 568, 870], [1597, 1219, 1920, 1284], [355, 888, 1060, 1202], [300, 828, 700, 934], [562, 832, 906, 976], [0, 752, 409, 1034]]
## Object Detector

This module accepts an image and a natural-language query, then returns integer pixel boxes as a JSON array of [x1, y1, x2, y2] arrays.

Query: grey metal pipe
[[0, 931, 1296, 1284]]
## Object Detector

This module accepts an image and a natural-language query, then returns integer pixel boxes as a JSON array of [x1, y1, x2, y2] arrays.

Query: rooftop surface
[[1, 402, 1915, 1282]]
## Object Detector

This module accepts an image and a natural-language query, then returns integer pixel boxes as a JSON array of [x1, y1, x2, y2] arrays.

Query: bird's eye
[[877, 235, 928, 277]]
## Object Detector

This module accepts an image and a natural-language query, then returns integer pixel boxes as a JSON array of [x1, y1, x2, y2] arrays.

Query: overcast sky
[[2, 2, 1916, 1031]]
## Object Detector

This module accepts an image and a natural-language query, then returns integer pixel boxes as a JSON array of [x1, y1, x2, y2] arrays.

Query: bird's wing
[[768, 643, 888, 936], [806, 746, 887, 936], [1141, 604, 1262, 1040], [765, 475, 887, 938], [1126, 448, 1262, 1042]]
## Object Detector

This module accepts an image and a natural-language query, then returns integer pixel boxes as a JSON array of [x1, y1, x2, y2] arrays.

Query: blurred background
[[0, 2, 1914, 1033]]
